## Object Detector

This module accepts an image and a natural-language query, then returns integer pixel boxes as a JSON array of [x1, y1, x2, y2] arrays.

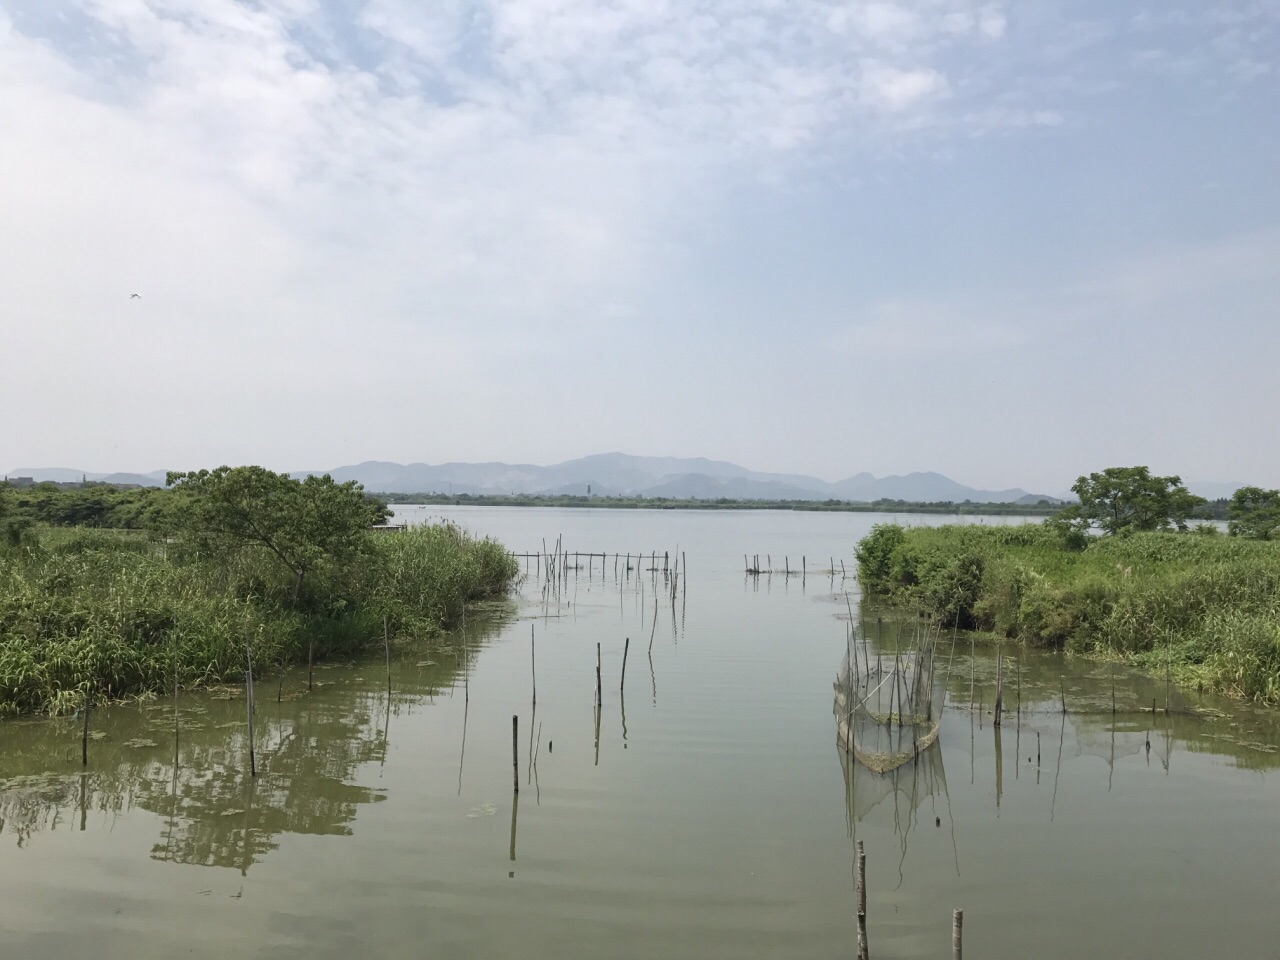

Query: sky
[[2, 0, 1278, 493]]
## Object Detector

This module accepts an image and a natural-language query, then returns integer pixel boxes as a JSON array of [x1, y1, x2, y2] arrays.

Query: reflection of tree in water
[[142, 698, 393, 871], [0, 606, 514, 867], [0, 697, 393, 869]]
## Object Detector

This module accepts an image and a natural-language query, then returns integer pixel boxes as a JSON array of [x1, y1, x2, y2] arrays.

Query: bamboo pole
[[81, 690, 90, 766], [993, 653, 1003, 727], [383, 615, 392, 697], [245, 634, 257, 778], [596, 642, 603, 708], [621, 637, 630, 692], [856, 840, 868, 960], [952, 908, 963, 960], [512, 715, 519, 793]]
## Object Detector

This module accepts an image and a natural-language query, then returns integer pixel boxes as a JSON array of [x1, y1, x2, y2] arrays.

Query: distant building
[[4, 477, 35, 488]]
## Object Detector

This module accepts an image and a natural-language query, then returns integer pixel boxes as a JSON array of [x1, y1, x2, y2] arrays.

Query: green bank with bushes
[[856, 524, 1280, 704], [0, 468, 518, 717], [855, 468, 1280, 704]]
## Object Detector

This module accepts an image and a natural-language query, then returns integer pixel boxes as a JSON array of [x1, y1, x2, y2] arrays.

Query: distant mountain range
[[6, 455, 1250, 504]]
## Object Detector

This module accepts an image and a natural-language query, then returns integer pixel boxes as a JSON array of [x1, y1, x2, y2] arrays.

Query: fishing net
[[834, 620, 948, 774]]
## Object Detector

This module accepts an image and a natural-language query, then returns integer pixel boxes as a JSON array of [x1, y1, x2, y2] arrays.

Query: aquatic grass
[[857, 523, 1280, 704], [0, 524, 519, 717]]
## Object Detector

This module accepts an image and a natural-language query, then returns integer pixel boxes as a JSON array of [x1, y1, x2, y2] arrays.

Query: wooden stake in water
[[531, 625, 537, 707], [512, 715, 519, 794], [596, 642, 603, 708], [245, 635, 257, 778], [621, 637, 630, 692], [993, 653, 1003, 728], [952, 908, 963, 960], [383, 615, 392, 697], [1017, 657, 1022, 723], [855, 840, 868, 960], [81, 690, 90, 766]]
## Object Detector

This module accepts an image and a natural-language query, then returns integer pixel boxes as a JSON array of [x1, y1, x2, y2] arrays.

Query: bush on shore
[[0, 524, 519, 717], [855, 522, 1280, 704]]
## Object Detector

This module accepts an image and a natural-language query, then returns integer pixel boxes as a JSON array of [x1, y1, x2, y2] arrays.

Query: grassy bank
[[855, 523, 1280, 703], [0, 524, 519, 717]]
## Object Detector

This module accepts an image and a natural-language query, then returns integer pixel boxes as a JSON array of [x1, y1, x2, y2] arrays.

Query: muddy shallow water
[[2, 507, 1277, 959]]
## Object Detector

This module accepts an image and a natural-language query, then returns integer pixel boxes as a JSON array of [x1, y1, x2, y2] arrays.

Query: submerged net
[[834, 620, 948, 774]]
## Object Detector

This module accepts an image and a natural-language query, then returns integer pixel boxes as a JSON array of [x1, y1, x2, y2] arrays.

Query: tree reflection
[[0, 608, 513, 868]]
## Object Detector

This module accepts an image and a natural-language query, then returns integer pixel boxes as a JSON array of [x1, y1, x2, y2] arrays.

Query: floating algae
[[466, 803, 497, 818]]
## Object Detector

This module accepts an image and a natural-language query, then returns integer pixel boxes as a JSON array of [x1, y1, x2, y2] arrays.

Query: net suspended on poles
[[834, 618, 948, 775]]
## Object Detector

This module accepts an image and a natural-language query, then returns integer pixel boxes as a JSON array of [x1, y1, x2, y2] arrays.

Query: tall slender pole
[[952, 908, 963, 960], [383, 615, 392, 697], [512, 715, 519, 793], [596, 643, 603, 708], [531, 624, 537, 707], [621, 637, 630, 692], [856, 840, 868, 960], [993, 652, 1003, 727], [245, 634, 257, 778], [81, 690, 90, 766]]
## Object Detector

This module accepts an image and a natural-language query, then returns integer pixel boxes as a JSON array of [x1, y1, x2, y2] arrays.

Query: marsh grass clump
[[856, 522, 1280, 704], [0, 523, 518, 717]]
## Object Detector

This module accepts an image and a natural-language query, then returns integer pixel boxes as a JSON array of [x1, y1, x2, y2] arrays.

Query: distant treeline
[[0, 481, 393, 532], [377, 491, 1067, 516]]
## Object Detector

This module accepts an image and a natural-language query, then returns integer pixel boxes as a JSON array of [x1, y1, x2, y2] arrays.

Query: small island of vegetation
[[855, 467, 1280, 704], [0, 467, 518, 717]]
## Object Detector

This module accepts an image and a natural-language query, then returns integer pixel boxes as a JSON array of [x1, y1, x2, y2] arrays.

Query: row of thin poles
[[745, 553, 849, 580]]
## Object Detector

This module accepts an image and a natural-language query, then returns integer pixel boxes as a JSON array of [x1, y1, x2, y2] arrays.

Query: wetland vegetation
[[0, 469, 518, 717], [855, 468, 1280, 704], [856, 522, 1280, 704]]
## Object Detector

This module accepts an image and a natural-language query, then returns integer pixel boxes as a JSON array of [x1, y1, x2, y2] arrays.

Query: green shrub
[[0, 524, 519, 716], [853, 520, 1280, 704]]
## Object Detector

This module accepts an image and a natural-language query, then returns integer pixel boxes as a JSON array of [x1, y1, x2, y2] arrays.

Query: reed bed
[[0, 524, 518, 717], [856, 523, 1280, 704]]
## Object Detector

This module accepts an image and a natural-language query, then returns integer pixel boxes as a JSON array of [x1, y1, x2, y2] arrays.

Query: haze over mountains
[[7, 454, 1247, 503]]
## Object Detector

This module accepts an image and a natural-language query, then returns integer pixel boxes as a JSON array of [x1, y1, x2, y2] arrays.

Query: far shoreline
[[381, 493, 1064, 517]]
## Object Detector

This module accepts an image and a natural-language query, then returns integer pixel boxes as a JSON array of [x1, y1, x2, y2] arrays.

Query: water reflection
[[0, 606, 514, 866], [834, 613, 1280, 886]]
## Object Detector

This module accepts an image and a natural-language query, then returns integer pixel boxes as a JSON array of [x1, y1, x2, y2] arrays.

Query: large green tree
[[1227, 486, 1280, 540], [165, 466, 389, 601], [1060, 466, 1205, 535]]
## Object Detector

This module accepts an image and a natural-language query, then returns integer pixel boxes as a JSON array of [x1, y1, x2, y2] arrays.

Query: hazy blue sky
[[2, 1, 1277, 492]]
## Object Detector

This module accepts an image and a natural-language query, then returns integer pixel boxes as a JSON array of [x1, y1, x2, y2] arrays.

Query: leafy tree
[[165, 466, 389, 602], [1227, 486, 1280, 540], [1059, 466, 1204, 536]]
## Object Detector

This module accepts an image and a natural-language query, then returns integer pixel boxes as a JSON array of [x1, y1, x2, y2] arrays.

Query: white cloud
[[858, 62, 948, 111], [2, 0, 1276, 485]]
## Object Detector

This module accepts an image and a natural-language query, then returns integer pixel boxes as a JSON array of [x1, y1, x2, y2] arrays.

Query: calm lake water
[[2, 506, 1278, 959]]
